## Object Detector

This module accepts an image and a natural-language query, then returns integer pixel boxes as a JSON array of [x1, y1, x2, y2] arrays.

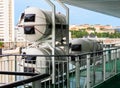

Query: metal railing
[[0, 54, 69, 88], [0, 73, 50, 88], [0, 47, 120, 88]]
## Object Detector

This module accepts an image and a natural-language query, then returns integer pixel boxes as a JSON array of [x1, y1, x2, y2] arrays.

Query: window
[[25, 56, 36, 64], [24, 26, 35, 34], [0, 39, 4, 41], [71, 44, 82, 51], [24, 14, 35, 22], [22, 53, 36, 64], [24, 67, 35, 72]]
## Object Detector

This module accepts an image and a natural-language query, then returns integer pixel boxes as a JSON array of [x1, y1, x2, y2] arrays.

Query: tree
[[0, 42, 3, 55], [70, 29, 120, 38], [0, 42, 4, 48], [70, 30, 88, 38], [87, 27, 96, 33]]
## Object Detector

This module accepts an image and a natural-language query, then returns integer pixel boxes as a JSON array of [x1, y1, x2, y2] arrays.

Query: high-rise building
[[0, 0, 14, 43]]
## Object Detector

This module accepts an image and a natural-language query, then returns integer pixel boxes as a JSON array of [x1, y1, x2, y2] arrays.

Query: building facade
[[70, 24, 115, 34], [0, 0, 14, 42], [14, 26, 29, 48]]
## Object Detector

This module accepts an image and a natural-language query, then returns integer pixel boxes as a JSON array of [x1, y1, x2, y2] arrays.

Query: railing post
[[103, 51, 106, 81], [15, 55, 17, 81], [67, 57, 69, 88], [87, 54, 90, 88], [75, 56, 80, 88], [33, 80, 41, 88], [6, 56, 9, 83], [93, 52, 96, 85], [114, 49, 117, 74], [108, 48, 111, 61]]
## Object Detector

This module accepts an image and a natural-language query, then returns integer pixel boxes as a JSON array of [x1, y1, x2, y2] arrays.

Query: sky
[[14, 0, 120, 27]]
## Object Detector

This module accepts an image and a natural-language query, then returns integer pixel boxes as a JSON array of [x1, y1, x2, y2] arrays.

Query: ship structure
[[0, 0, 120, 88]]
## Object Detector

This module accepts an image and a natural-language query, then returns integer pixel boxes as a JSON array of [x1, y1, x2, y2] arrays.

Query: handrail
[[0, 71, 38, 76], [0, 74, 50, 88], [1, 46, 120, 57]]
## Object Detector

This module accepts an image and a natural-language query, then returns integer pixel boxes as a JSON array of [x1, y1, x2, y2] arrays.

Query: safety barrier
[[0, 47, 120, 88]]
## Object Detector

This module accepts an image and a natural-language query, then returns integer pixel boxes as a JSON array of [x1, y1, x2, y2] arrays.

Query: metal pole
[[15, 55, 17, 81], [114, 49, 117, 74], [93, 41, 96, 85], [55, 0, 70, 88], [56, 0, 69, 53], [75, 56, 80, 88], [103, 52, 106, 81], [87, 55, 90, 88], [108, 47, 111, 61], [33, 80, 41, 88], [44, 0, 56, 85], [55, 0, 69, 25]]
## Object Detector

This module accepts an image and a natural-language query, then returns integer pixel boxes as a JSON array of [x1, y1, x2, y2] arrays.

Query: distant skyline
[[15, 0, 120, 27]]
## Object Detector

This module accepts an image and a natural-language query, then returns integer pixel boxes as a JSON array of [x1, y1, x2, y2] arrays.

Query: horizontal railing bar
[[1, 46, 120, 57], [0, 71, 38, 76], [0, 74, 50, 88]]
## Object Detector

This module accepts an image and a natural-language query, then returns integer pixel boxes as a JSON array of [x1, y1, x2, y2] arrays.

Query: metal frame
[[44, 0, 70, 87], [55, 1, 70, 88], [44, 0, 56, 85]]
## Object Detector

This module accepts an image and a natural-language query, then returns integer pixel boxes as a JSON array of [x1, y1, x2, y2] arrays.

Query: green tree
[[70, 29, 120, 38], [0, 42, 4, 48], [70, 30, 88, 38], [87, 27, 96, 33]]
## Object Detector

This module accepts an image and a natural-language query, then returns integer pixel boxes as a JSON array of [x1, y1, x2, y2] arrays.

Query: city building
[[14, 27, 25, 42], [70, 24, 115, 34], [14, 26, 27, 48], [0, 0, 14, 48]]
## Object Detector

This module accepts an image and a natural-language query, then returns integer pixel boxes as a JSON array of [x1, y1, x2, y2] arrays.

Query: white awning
[[61, 0, 120, 18]]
